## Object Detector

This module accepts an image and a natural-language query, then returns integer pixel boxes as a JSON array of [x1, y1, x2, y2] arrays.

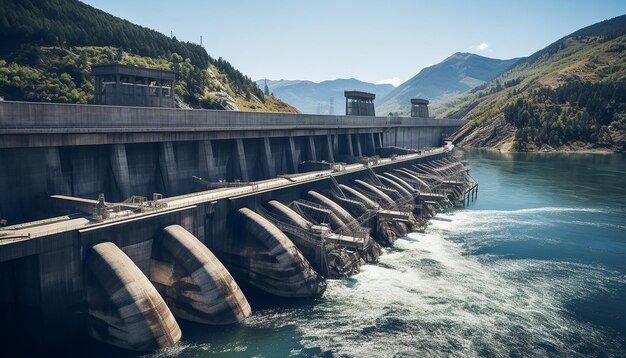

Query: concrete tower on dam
[[345, 90, 376, 116], [411, 98, 430, 118], [0, 66, 471, 351], [93, 64, 176, 108]]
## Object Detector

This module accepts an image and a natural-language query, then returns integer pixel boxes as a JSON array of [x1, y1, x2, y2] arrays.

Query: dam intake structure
[[0, 99, 473, 352]]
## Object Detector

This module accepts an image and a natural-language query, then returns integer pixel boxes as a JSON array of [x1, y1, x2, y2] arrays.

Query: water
[[71, 150, 626, 357]]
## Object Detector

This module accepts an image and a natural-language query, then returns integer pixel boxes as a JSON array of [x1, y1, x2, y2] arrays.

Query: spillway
[[85, 242, 181, 351], [150, 225, 251, 325], [234, 208, 326, 298]]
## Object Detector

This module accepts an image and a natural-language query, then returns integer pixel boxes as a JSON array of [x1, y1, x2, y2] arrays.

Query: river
[[69, 150, 626, 357]]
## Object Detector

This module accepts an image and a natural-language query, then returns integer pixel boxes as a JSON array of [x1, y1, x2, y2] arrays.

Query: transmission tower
[[329, 97, 334, 115]]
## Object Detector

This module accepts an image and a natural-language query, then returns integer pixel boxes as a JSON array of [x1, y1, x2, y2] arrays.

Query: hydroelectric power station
[[0, 67, 476, 351]]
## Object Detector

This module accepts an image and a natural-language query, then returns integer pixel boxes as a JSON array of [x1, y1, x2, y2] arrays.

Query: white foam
[[281, 208, 626, 357]]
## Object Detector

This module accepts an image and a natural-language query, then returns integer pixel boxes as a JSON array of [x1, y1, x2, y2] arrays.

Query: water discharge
[[285, 213, 625, 357], [68, 151, 626, 357]]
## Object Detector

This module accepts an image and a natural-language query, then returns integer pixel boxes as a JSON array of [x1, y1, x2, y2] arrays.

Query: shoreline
[[458, 146, 619, 155]]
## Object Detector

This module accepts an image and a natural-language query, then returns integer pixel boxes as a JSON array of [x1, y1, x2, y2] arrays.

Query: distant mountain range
[[377, 53, 521, 115], [256, 78, 394, 114], [261, 53, 520, 116]]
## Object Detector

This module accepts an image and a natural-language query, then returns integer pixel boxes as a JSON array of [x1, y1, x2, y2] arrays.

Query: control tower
[[344, 91, 376, 116], [410, 98, 429, 118], [93, 64, 176, 108]]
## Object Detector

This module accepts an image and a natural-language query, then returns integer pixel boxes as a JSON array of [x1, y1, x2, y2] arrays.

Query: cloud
[[475, 42, 489, 51], [375, 77, 402, 87]]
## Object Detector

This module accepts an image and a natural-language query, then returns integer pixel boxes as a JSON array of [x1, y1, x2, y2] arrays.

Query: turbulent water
[[76, 150, 626, 357]]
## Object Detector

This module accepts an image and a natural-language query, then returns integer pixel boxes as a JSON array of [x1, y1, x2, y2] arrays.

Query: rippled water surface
[[80, 150, 626, 357]]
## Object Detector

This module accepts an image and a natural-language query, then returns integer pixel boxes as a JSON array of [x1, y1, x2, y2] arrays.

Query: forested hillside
[[505, 81, 625, 151], [440, 15, 626, 152], [0, 0, 298, 112]]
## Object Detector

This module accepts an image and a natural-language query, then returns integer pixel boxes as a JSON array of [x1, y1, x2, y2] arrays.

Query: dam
[[0, 91, 474, 351]]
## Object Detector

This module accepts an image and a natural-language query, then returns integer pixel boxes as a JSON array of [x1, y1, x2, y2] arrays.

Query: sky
[[83, 0, 626, 86]]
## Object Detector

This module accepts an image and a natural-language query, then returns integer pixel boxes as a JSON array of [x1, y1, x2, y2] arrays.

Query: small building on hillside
[[92, 64, 176, 108]]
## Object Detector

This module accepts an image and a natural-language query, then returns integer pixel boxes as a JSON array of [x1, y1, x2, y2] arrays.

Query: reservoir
[[58, 150, 626, 357]]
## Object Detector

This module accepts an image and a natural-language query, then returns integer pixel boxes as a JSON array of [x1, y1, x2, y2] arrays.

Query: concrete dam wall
[[0, 100, 472, 352], [0, 101, 464, 225]]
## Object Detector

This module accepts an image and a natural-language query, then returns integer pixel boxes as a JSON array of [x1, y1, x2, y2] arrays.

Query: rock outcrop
[[452, 114, 516, 151]]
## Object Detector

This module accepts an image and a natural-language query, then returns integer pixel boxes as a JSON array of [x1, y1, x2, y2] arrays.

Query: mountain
[[377, 53, 520, 115], [257, 78, 394, 114], [441, 14, 626, 152], [0, 0, 298, 113]]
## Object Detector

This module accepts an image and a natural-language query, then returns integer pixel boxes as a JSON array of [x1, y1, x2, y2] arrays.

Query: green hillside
[[439, 15, 626, 152], [0, 0, 298, 113], [378, 53, 520, 115]]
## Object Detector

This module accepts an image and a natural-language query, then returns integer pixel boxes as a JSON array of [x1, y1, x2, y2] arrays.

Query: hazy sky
[[83, 0, 625, 86]]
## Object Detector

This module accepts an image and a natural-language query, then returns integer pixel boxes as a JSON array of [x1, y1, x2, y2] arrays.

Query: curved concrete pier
[[305, 191, 381, 263], [337, 184, 405, 246], [338, 184, 380, 210], [377, 174, 413, 199], [267, 200, 313, 230], [307, 191, 357, 228], [294, 201, 349, 232], [330, 194, 369, 218], [394, 168, 431, 190], [236, 208, 326, 298], [382, 172, 417, 195], [269, 200, 378, 269], [265, 200, 339, 276], [150, 225, 251, 325], [85, 242, 181, 351], [354, 180, 396, 207]]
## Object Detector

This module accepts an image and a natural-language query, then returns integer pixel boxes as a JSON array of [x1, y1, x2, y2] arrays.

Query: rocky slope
[[453, 114, 516, 151]]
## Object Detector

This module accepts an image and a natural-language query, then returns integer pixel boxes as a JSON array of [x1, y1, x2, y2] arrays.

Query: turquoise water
[[73, 150, 626, 357]]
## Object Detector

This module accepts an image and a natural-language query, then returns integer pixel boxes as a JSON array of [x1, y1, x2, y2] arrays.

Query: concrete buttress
[[85, 242, 181, 351], [198, 140, 217, 182], [234, 208, 326, 298], [234, 139, 249, 182], [306, 136, 317, 161], [353, 134, 363, 157], [109, 144, 131, 200], [44, 147, 71, 196], [150, 225, 251, 325], [367, 133, 376, 156], [261, 138, 276, 179], [325, 135, 335, 162], [159, 142, 179, 197], [285, 137, 299, 173], [344, 134, 354, 156]]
